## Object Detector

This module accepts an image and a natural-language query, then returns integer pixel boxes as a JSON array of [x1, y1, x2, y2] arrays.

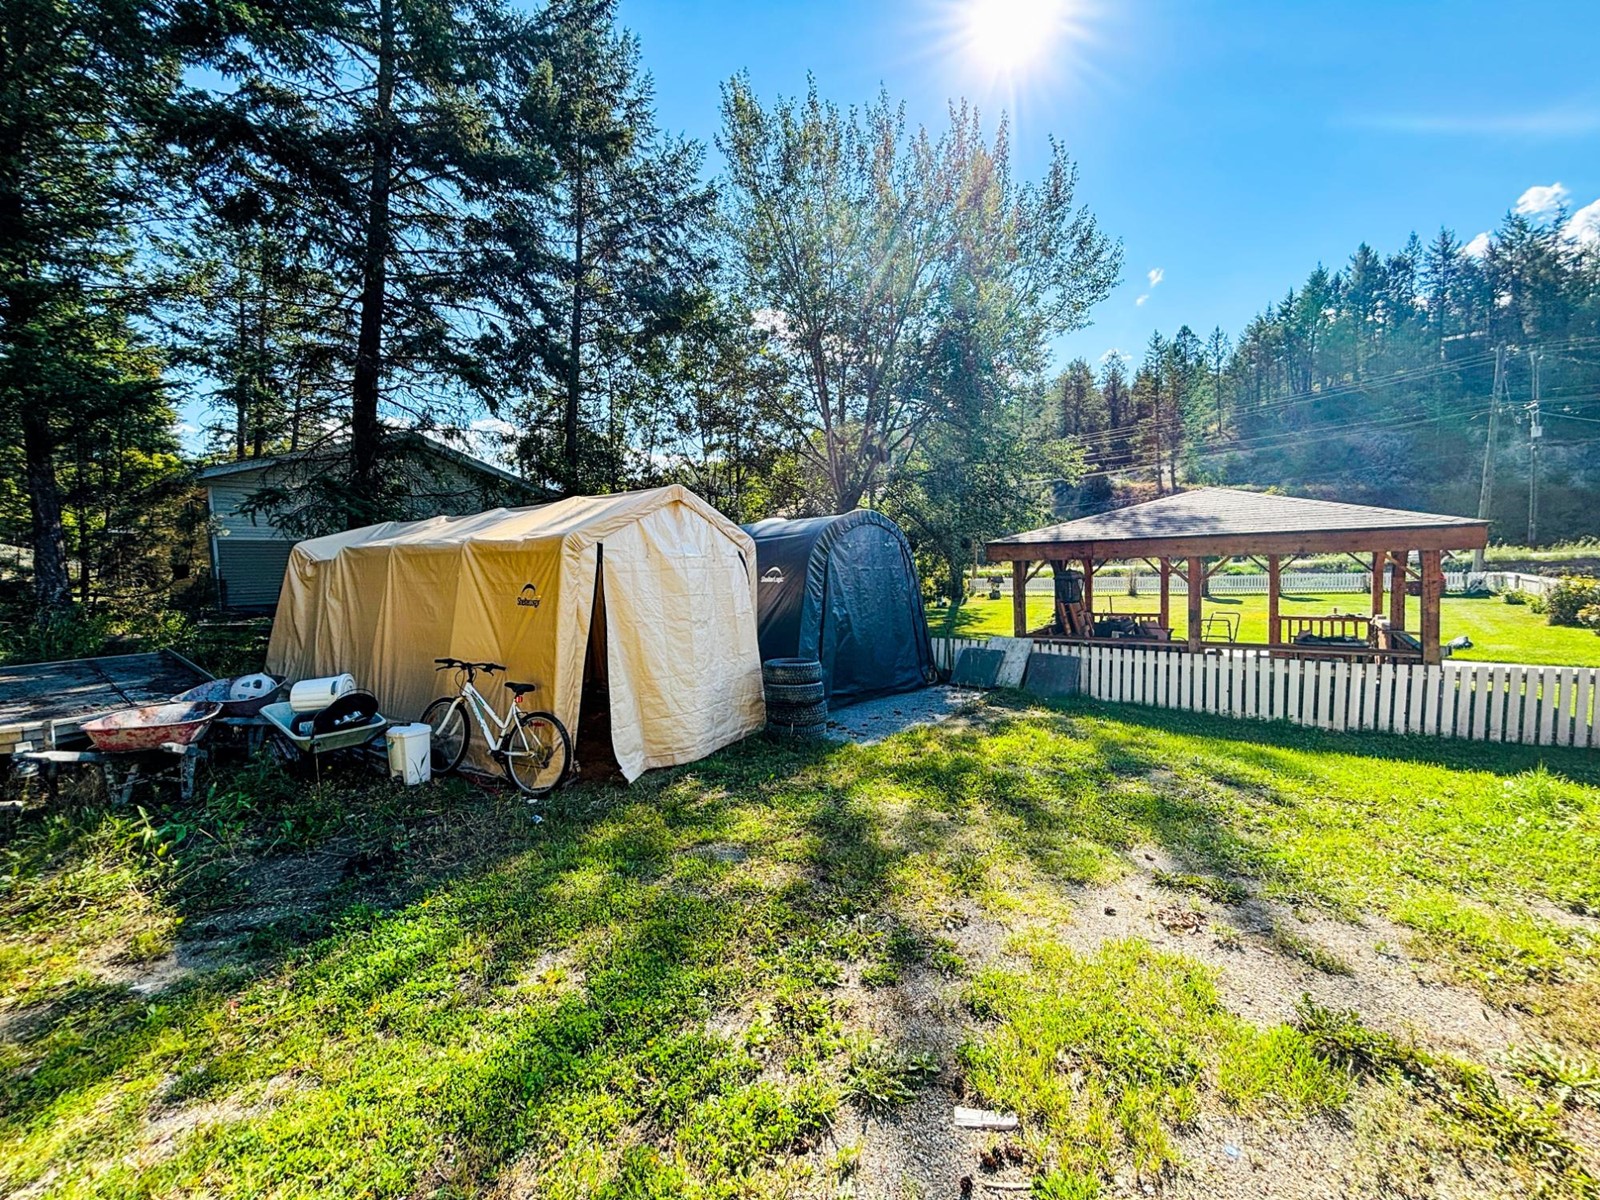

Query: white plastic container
[[289, 673, 356, 713], [385, 723, 432, 786]]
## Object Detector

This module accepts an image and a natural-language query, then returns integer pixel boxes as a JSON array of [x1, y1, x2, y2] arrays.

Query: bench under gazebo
[[984, 489, 1488, 665]]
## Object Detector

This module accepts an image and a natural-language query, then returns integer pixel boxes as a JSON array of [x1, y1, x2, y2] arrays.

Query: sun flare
[[961, 0, 1076, 77]]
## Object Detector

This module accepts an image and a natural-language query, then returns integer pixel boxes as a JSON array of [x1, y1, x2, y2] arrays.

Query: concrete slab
[[950, 648, 1004, 689], [1022, 652, 1080, 699], [985, 637, 1032, 688]]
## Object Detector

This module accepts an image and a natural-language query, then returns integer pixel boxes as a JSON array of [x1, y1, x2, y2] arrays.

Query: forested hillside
[[1054, 214, 1600, 543]]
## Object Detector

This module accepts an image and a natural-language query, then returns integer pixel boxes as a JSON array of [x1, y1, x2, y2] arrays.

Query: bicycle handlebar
[[434, 657, 506, 674]]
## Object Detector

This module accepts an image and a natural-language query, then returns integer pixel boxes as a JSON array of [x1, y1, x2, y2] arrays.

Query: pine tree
[[194, 0, 545, 528], [489, 0, 716, 494], [0, 0, 189, 611]]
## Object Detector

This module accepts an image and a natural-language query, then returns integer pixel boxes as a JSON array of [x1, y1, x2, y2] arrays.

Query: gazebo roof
[[986, 488, 1488, 560]]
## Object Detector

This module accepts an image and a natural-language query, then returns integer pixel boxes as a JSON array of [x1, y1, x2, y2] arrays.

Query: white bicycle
[[420, 658, 572, 797]]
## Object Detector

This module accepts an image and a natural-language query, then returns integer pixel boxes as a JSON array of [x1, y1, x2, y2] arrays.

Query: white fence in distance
[[931, 636, 1598, 748], [993, 570, 1558, 597]]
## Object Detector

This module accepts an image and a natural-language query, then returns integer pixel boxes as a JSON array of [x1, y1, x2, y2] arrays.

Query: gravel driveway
[[821, 685, 984, 743]]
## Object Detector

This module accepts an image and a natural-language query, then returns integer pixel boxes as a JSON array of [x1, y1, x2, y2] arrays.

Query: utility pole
[[1473, 345, 1506, 573], [1528, 350, 1543, 547]]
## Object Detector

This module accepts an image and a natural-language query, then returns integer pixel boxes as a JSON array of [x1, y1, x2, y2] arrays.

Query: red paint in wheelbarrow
[[79, 702, 222, 753]]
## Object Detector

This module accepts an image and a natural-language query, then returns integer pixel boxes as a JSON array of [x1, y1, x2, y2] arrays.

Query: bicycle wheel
[[498, 710, 571, 797], [420, 697, 471, 773]]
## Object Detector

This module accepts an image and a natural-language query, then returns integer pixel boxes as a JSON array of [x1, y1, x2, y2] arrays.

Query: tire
[[499, 711, 572, 798], [767, 717, 827, 740], [762, 657, 823, 685], [763, 680, 825, 707], [421, 697, 470, 773], [766, 698, 829, 728]]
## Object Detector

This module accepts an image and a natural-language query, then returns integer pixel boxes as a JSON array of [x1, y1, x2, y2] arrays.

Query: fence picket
[[1573, 670, 1592, 748], [1486, 667, 1505, 742]]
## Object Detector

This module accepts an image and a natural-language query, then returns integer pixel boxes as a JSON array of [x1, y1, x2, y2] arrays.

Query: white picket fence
[[932, 636, 1599, 748]]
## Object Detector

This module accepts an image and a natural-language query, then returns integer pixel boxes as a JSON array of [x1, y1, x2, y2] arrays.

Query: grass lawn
[[928, 590, 1600, 667], [3, 702, 1600, 1197]]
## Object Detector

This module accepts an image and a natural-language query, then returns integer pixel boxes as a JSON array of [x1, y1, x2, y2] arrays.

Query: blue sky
[[620, 0, 1600, 370]]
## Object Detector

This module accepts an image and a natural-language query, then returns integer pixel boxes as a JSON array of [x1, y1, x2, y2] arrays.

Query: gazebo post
[[1081, 556, 1095, 629], [1390, 550, 1408, 630], [1012, 561, 1028, 637], [1267, 554, 1281, 646], [1420, 549, 1443, 664], [1370, 550, 1386, 617], [1186, 556, 1203, 652], [1158, 557, 1171, 633]]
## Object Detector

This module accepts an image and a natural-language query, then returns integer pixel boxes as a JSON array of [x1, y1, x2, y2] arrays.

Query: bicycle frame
[[450, 678, 522, 747]]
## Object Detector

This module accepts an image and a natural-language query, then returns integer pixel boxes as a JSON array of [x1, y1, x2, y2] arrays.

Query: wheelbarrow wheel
[[421, 697, 470, 773]]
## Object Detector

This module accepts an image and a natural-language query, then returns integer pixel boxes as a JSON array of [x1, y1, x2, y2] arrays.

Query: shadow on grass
[[0, 733, 879, 1197]]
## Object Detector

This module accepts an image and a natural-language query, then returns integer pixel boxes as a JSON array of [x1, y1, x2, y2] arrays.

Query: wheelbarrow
[[15, 700, 223, 804], [171, 673, 284, 718], [260, 691, 389, 774]]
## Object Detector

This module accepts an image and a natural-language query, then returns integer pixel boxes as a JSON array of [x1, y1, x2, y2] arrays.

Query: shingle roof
[[987, 488, 1487, 558]]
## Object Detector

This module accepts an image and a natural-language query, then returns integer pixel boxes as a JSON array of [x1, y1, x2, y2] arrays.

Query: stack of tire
[[762, 657, 827, 739]]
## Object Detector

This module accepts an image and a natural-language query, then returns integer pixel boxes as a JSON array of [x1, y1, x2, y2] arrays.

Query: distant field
[[927, 591, 1600, 668]]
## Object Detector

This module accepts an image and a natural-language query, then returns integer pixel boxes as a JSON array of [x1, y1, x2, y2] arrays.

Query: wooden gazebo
[[984, 489, 1488, 664]]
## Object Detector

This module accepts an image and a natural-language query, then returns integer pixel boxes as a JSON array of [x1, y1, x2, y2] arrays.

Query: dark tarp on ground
[[743, 510, 936, 708]]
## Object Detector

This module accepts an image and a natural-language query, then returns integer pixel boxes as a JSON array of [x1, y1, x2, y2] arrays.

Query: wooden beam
[[1267, 554, 1281, 646], [1158, 557, 1171, 632], [1370, 549, 1385, 617], [1012, 561, 1028, 637], [1081, 556, 1095, 629], [1389, 549, 1407, 629], [1419, 549, 1443, 664], [1186, 556, 1204, 652], [985, 525, 1488, 562]]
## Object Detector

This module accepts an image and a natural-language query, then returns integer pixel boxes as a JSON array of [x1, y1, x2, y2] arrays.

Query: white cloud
[[470, 417, 516, 437], [1515, 182, 1570, 216], [1099, 348, 1125, 365], [1146, 267, 1164, 288], [1135, 294, 1148, 306], [1565, 198, 1600, 246], [1462, 231, 1491, 258]]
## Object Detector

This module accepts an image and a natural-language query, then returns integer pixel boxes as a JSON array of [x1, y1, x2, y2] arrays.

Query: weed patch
[[960, 938, 1348, 1183]]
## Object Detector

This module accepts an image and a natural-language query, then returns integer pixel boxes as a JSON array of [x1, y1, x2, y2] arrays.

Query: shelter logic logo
[[517, 583, 542, 608], [760, 567, 785, 584]]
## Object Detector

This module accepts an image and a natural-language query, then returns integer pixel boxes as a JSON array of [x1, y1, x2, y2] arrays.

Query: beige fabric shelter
[[265, 485, 765, 781]]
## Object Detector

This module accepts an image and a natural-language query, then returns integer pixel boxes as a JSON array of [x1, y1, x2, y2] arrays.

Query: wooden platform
[[0, 651, 212, 754]]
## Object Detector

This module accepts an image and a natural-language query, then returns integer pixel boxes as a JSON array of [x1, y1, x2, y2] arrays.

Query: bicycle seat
[[505, 681, 539, 697]]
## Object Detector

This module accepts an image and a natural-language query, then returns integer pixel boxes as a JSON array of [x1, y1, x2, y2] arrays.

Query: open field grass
[[929, 590, 1600, 666], [4, 697, 1600, 1197]]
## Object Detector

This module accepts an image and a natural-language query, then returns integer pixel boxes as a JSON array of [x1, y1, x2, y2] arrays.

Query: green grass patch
[[929, 590, 1600, 666], [1296, 998, 1598, 1195], [2, 698, 1598, 1195], [961, 938, 1349, 1179]]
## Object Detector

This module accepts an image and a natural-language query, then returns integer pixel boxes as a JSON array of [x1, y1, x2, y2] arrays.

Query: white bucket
[[385, 723, 432, 786], [289, 673, 356, 713]]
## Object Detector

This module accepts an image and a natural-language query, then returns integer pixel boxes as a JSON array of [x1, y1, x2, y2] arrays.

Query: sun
[[960, 0, 1078, 78]]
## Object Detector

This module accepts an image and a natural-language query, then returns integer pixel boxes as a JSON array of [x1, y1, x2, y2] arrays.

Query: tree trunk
[[564, 155, 584, 492], [946, 556, 964, 606], [21, 404, 70, 611], [350, 0, 396, 526]]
